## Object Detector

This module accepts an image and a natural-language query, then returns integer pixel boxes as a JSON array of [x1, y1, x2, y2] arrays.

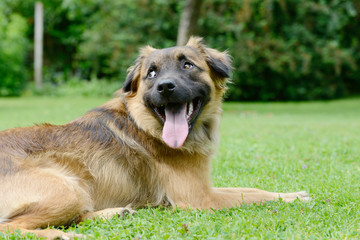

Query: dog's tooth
[[187, 102, 194, 119]]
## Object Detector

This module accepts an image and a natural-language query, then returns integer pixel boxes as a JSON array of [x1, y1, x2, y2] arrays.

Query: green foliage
[[26, 77, 121, 97], [1, 0, 360, 100], [63, 0, 182, 81], [201, 0, 360, 100], [0, 97, 360, 238], [0, 2, 29, 96]]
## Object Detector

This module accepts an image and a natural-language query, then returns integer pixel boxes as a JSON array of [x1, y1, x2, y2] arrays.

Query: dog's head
[[123, 37, 231, 150]]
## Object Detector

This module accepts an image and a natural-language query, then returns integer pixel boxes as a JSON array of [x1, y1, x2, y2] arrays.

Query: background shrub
[[1, 0, 359, 100], [0, 2, 29, 96]]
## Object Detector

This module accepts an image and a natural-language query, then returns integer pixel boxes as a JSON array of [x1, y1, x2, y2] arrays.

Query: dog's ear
[[205, 48, 232, 79], [123, 46, 156, 94], [123, 62, 140, 93], [186, 37, 232, 89]]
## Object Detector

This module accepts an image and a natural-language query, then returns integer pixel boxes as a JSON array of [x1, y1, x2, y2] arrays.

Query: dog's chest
[[89, 157, 167, 210]]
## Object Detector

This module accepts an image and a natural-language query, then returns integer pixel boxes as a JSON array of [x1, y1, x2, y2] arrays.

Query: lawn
[[1, 96, 360, 239]]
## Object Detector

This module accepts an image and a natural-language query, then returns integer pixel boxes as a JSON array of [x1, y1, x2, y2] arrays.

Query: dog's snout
[[157, 80, 176, 97]]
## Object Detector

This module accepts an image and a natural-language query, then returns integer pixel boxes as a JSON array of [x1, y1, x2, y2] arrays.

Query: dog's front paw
[[95, 207, 136, 219], [280, 191, 311, 202], [30, 229, 88, 240]]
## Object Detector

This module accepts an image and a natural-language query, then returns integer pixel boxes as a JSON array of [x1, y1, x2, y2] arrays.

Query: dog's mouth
[[151, 98, 202, 148], [154, 98, 202, 126]]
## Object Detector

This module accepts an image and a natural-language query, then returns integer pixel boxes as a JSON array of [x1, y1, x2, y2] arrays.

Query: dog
[[0, 37, 310, 239]]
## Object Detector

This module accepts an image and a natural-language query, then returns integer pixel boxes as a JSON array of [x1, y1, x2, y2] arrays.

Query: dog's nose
[[157, 80, 176, 97]]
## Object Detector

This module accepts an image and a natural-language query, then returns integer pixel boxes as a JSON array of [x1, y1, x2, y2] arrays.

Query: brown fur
[[0, 37, 309, 239]]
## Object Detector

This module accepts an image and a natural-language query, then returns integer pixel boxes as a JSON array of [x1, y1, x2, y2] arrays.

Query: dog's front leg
[[80, 207, 136, 221], [198, 188, 310, 209]]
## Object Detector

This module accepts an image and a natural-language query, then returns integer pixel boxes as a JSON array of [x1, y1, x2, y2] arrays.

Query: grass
[[1, 96, 360, 239]]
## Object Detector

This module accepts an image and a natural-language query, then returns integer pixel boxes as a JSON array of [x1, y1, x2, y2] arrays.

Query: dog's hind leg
[[0, 168, 93, 239]]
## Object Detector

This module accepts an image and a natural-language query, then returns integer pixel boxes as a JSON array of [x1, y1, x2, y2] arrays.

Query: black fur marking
[[88, 108, 125, 131], [83, 107, 142, 148], [73, 109, 119, 147], [72, 120, 114, 147], [177, 54, 187, 61]]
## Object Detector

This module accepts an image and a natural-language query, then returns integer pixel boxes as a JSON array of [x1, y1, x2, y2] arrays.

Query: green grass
[[1, 97, 360, 239]]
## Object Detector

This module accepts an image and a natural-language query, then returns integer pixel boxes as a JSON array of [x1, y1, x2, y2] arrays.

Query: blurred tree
[[177, 0, 204, 46], [34, 1, 44, 90]]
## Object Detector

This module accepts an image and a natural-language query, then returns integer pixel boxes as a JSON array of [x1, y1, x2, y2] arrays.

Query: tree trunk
[[177, 0, 204, 46], [34, 2, 43, 90]]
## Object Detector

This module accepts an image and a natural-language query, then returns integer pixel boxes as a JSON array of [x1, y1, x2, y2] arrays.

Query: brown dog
[[0, 37, 309, 239]]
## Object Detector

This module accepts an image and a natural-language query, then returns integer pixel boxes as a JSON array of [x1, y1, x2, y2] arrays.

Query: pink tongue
[[162, 103, 189, 148]]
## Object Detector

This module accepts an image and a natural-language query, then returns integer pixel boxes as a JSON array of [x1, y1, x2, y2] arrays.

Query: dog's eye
[[147, 69, 156, 79], [183, 62, 193, 70]]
